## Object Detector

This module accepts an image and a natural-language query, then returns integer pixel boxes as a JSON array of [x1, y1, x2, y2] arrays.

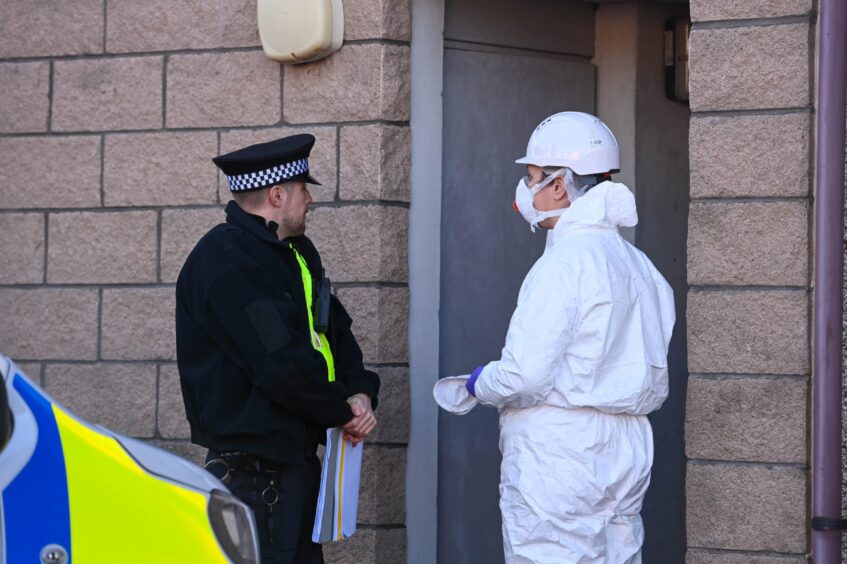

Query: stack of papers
[[312, 428, 363, 543]]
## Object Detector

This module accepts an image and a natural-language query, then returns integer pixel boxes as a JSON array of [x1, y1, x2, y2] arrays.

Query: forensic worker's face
[[525, 165, 570, 230], [280, 180, 313, 236]]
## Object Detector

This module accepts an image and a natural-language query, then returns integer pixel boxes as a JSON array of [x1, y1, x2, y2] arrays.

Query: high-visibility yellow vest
[[290, 244, 336, 382]]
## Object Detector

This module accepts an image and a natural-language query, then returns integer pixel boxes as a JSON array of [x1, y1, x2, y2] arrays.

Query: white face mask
[[514, 168, 568, 232]]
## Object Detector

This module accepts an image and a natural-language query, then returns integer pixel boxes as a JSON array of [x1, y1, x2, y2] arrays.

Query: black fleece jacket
[[175, 201, 379, 463]]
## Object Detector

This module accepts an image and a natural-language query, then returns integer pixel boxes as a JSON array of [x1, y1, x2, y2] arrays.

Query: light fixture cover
[[258, 0, 344, 64]]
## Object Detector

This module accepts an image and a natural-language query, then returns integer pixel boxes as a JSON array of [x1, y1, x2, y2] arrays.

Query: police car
[[0, 354, 260, 564]]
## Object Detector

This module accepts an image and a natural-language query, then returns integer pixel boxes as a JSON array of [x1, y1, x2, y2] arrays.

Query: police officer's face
[[280, 180, 313, 236]]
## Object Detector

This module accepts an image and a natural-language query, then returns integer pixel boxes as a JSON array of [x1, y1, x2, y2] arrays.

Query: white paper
[[312, 428, 363, 543]]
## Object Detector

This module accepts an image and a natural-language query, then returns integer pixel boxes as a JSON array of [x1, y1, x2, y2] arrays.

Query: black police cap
[[213, 133, 321, 192]]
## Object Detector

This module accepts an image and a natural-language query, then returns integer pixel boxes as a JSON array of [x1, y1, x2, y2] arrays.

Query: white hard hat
[[516, 112, 620, 175]]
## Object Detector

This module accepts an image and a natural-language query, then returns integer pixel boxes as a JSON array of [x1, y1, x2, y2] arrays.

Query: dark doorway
[[435, 1, 690, 563]]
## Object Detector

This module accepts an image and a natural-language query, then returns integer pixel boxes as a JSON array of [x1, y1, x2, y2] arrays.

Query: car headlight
[[208, 490, 261, 564]]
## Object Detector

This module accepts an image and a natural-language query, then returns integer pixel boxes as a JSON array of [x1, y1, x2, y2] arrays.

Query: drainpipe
[[812, 0, 847, 560]]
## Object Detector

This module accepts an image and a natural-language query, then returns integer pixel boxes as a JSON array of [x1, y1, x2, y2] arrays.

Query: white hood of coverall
[[435, 181, 675, 563]]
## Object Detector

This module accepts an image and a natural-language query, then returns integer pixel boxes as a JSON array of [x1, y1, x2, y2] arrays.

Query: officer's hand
[[341, 394, 377, 445]]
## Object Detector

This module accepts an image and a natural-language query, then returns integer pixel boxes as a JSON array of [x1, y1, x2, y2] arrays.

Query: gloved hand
[[465, 365, 485, 397], [433, 376, 478, 415]]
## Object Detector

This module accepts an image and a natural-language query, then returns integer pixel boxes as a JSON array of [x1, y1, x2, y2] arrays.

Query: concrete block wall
[[0, 1, 410, 560], [686, 1, 815, 561]]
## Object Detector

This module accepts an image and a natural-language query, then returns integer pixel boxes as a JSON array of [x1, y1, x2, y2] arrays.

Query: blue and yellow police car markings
[[3, 372, 229, 563], [3, 374, 72, 563], [54, 408, 227, 563]]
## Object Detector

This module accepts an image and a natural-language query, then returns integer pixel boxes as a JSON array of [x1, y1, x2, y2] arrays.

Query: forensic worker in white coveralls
[[433, 112, 676, 564]]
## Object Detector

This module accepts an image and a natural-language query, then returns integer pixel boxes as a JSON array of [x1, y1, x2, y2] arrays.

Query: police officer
[[176, 134, 380, 564]]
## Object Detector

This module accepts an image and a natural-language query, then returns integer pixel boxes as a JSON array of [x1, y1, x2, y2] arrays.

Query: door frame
[[407, 0, 445, 563]]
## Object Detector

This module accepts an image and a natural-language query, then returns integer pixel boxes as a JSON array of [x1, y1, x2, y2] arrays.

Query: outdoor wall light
[[664, 17, 690, 103], [258, 0, 344, 64]]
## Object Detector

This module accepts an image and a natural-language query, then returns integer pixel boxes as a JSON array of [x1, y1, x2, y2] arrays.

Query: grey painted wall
[[444, 0, 595, 56], [633, 4, 691, 563]]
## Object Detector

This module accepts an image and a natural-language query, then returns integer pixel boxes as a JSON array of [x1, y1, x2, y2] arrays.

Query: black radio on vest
[[315, 270, 331, 334]]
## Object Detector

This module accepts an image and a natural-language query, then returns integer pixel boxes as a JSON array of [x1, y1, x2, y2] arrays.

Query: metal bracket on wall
[[810, 517, 847, 531]]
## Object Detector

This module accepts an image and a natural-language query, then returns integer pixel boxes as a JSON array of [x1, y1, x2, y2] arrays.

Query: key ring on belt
[[203, 458, 231, 484], [262, 482, 279, 506], [262, 475, 280, 543]]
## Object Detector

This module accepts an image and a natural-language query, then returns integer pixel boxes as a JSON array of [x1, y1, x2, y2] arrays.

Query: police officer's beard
[[282, 214, 307, 236]]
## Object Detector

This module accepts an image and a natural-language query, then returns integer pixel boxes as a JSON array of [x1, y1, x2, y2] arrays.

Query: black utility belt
[[205, 442, 320, 478], [205, 451, 281, 478]]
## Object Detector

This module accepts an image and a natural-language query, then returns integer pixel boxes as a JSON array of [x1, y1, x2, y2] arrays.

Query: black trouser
[[205, 449, 324, 564]]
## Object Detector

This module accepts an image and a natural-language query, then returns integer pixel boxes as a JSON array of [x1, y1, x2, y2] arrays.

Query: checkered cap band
[[226, 158, 309, 192]]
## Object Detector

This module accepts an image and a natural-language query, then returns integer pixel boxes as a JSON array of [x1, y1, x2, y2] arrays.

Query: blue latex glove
[[466, 365, 485, 397]]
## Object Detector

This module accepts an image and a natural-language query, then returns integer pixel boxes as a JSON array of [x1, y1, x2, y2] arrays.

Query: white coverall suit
[[444, 182, 675, 563]]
